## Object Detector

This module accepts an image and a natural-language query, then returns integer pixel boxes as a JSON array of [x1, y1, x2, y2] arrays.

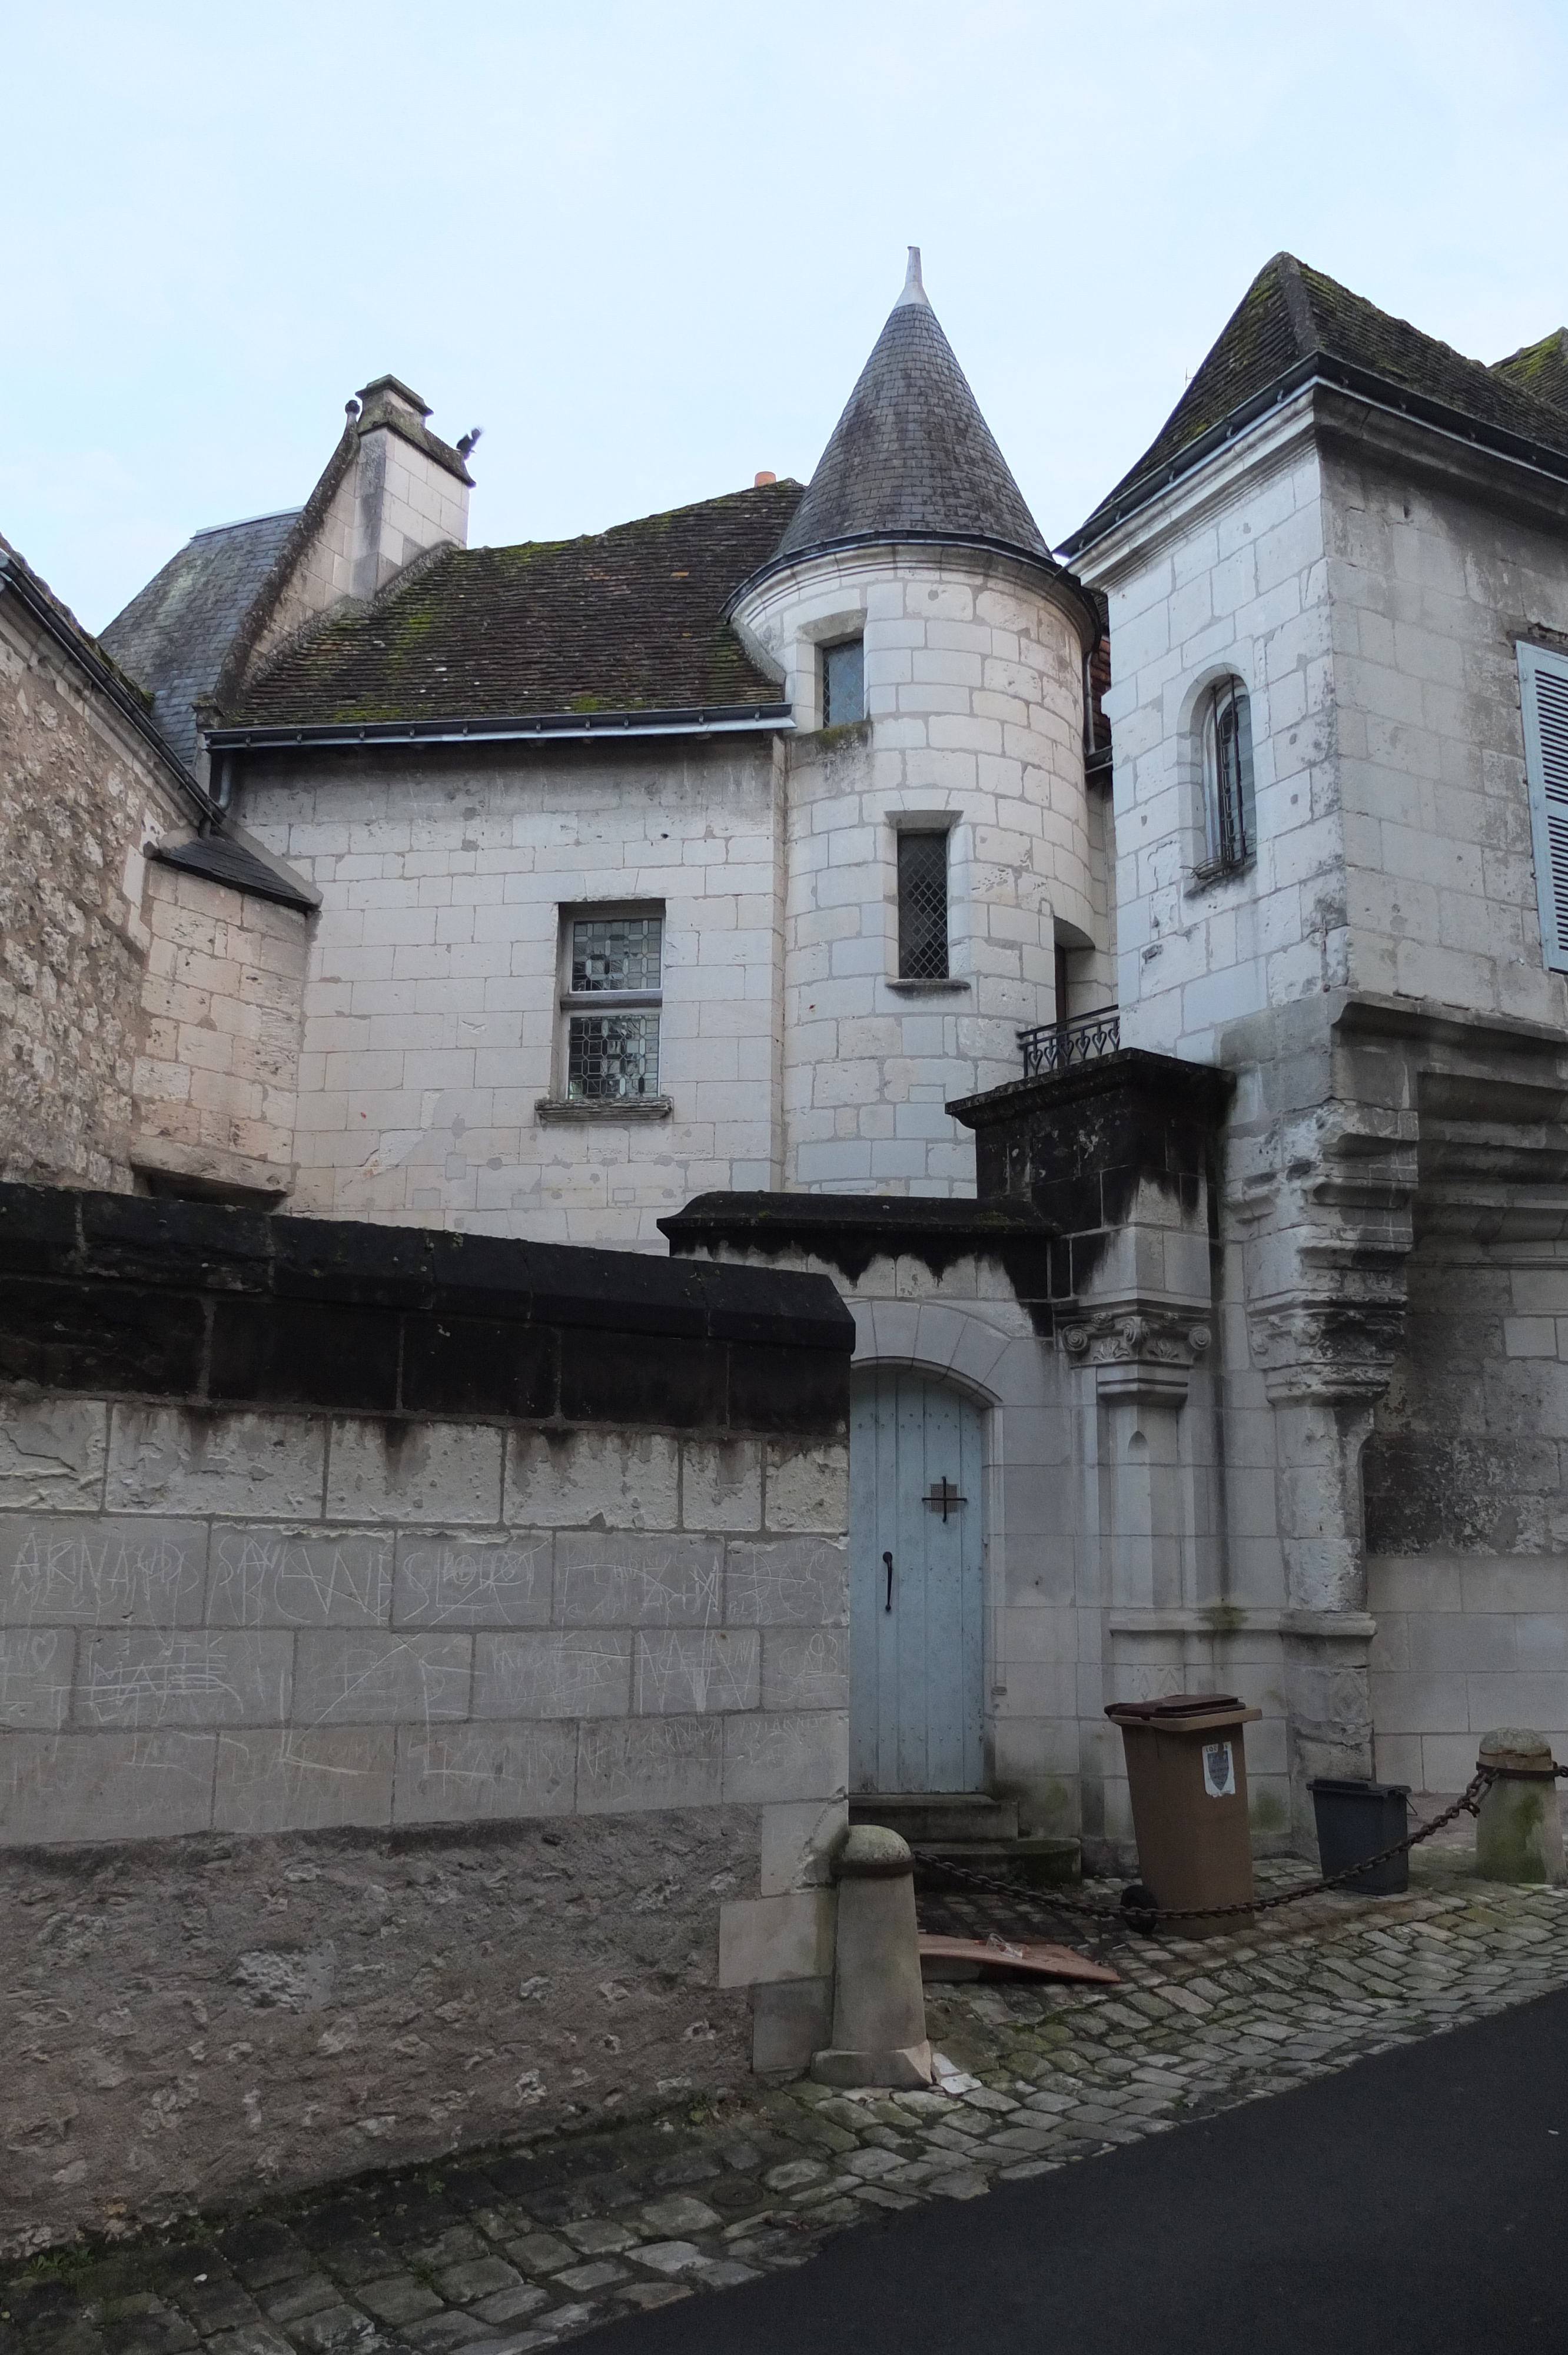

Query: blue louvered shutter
[[1519, 642, 1568, 974]]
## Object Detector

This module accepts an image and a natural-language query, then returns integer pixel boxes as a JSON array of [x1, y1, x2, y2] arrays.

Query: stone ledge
[[534, 1096, 673, 1123]]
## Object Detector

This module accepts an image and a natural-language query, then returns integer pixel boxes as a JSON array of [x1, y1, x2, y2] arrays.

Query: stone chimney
[[348, 375, 473, 602]]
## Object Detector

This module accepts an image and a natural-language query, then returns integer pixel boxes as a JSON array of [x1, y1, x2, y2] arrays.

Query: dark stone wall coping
[[948, 1046, 1237, 1132], [0, 1186, 853, 1435]]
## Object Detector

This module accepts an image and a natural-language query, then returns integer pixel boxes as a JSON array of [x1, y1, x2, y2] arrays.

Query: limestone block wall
[[1085, 412, 1336, 1062], [732, 545, 1097, 1194], [0, 585, 191, 1192], [238, 736, 783, 1245], [1319, 445, 1568, 1030], [0, 1188, 852, 2250], [132, 862, 308, 1196]]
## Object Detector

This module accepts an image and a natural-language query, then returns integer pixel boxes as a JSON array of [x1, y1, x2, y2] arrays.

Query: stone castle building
[[8, 246, 1568, 1896]]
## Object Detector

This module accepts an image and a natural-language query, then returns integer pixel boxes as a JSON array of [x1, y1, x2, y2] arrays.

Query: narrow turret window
[[822, 636, 864, 727], [1201, 676, 1255, 871], [561, 909, 663, 1099], [897, 831, 949, 980]]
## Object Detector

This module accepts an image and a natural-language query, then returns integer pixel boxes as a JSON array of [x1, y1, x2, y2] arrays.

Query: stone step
[[913, 1836, 1083, 1890], [850, 1792, 1021, 1845]]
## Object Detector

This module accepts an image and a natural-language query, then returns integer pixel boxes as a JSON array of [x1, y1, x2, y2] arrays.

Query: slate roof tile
[[1072, 254, 1568, 549], [231, 481, 803, 727], [101, 510, 301, 771], [1491, 328, 1568, 416], [776, 254, 1047, 562]]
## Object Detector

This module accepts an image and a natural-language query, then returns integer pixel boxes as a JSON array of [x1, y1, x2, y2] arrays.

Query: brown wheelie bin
[[1105, 1692, 1263, 1934]]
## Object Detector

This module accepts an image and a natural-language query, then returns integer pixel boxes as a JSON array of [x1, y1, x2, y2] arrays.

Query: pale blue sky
[[6, 0, 1566, 633]]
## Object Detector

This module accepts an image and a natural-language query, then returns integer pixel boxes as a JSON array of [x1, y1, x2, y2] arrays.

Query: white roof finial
[[895, 245, 929, 310]]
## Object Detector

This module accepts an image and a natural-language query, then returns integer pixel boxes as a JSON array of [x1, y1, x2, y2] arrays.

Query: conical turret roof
[[773, 250, 1048, 562]]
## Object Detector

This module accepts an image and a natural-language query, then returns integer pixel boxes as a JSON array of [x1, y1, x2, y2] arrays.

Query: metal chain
[[913, 1766, 1498, 1933]]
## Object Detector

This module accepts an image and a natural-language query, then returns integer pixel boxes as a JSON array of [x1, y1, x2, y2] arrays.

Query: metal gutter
[[205, 701, 794, 753], [0, 551, 217, 821], [1061, 357, 1568, 560]]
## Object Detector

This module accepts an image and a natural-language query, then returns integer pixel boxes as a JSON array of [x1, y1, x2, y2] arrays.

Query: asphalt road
[[590, 1984, 1568, 2355]]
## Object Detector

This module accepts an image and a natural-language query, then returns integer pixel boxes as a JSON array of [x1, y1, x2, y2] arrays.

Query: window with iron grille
[[562, 911, 663, 1100], [822, 636, 864, 727], [897, 830, 949, 979], [1202, 677, 1255, 871]]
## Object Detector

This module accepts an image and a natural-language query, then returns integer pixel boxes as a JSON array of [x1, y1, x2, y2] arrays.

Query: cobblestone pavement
[[7, 1849, 1568, 2355]]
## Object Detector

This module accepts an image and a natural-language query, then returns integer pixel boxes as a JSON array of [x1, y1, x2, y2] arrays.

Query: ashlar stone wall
[[0, 1190, 852, 2251]]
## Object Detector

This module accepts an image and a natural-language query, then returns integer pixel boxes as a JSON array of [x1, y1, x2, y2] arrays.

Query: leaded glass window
[[822, 636, 864, 727], [1202, 677, 1255, 871], [562, 910, 663, 1101], [897, 831, 949, 980]]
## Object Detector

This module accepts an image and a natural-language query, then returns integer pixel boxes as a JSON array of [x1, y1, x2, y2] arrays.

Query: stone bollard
[[810, 1825, 932, 2089], [1475, 1729, 1566, 1885]]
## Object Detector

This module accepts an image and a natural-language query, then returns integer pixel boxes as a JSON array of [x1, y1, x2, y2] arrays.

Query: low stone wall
[[0, 1186, 853, 2252], [1368, 1554, 1568, 1790]]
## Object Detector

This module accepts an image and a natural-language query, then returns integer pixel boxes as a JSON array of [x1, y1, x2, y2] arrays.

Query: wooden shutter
[[1519, 642, 1568, 975]]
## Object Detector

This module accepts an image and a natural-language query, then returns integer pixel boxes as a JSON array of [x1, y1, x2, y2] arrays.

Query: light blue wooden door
[[850, 1368, 985, 1793]]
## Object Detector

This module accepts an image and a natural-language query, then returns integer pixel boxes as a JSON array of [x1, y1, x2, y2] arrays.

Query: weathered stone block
[[553, 1532, 722, 1627], [107, 1407, 325, 1520], [325, 1420, 503, 1525], [762, 1626, 849, 1710], [293, 1631, 473, 1723], [0, 1729, 216, 1842], [0, 1627, 72, 1729], [576, 1714, 722, 1812], [474, 1630, 630, 1720], [725, 1537, 849, 1627], [680, 1439, 762, 1532], [214, 1725, 396, 1833], [394, 1719, 576, 1823], [78, 1628, 293, 1727], [717, 1888, 835, 1986], [207, 1527, 394, 1627], [504, 1430, 679, 1530], [394, 1533, 552, 1628], [764, 1441, 849, 1531], [750, 1976, 833, 2073], [0, 1395, 105, 1512], [723, 1709, 848, 1803], [0, 1513, 207, 1626], [635, 1629, 759, 1715], [759, 1796, 845, 1892]]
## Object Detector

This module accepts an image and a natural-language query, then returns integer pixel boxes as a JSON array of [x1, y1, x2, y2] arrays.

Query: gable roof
[[773, 251, 1048, 566], [100, 509, 301, 772], [226, 480, 804, 731], [1067, 254, 1568, 555], [1492, 329, 1568, 416]]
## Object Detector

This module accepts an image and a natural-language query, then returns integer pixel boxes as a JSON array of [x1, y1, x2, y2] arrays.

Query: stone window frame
[[536, 900, 673, 1124], [1181, 664, 1260, 891], [884, 811, 970, 997]]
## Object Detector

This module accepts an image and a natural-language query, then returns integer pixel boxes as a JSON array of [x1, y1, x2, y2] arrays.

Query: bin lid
[[1105, 1693, 1242, 1722], [1307, 1777, 1411, 1798]]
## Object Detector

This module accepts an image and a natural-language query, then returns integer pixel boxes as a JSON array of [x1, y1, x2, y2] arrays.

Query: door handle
[[883, 1550, 894, 1612]]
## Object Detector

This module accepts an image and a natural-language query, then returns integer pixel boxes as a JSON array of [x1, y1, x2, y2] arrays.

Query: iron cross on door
[[850, 1368, 985, 1795]]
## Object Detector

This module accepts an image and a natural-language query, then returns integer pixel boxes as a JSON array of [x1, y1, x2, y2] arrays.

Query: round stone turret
[[730, 253, 1102, 1195]]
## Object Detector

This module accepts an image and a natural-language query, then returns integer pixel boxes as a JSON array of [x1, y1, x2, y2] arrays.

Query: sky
[[5, 0, 1568, 634]]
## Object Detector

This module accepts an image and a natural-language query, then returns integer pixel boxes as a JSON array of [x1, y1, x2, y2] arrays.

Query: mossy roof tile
[[232, 480, 803, 727]]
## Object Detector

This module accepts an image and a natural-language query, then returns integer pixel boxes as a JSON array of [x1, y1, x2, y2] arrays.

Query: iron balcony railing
[[1018, 1004, 1120, 1078]]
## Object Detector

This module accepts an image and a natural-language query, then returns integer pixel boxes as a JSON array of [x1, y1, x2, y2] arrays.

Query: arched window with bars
[[1201, 675, 1256, 873]]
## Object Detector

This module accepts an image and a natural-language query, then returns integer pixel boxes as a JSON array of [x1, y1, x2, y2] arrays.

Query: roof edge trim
[[207, 702, 795, 753], [725, 529, 1101, 648], [1062, 354, 1568, 559], [0, 553, 215, 821]]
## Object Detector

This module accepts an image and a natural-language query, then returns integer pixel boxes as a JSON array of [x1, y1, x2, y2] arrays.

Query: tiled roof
[[150, 834, 316, 911], [101, 510, 301, 772], [775, 251, 1048, 563], [1070, 255, 1568, 549], [1492, 329, 1568, 415], [230, 481, 803, 726]]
